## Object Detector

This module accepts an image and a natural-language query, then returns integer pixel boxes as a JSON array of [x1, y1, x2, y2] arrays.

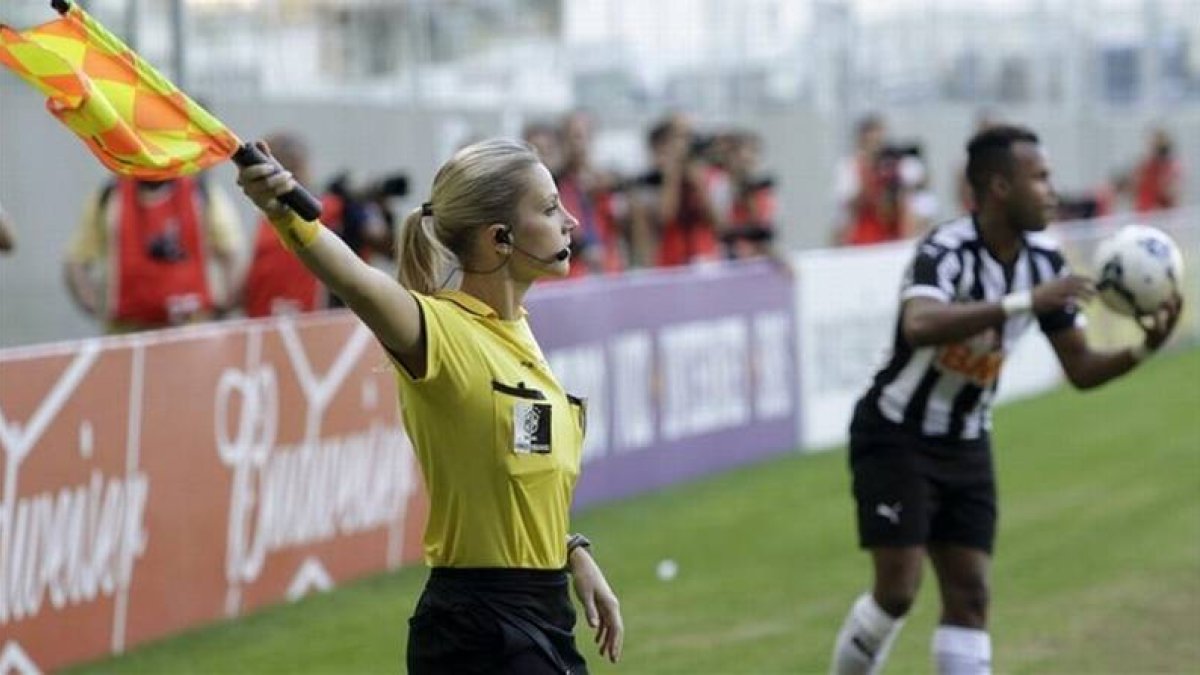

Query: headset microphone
[[514, 243, 571, 264], [498, 227, 570, 264]]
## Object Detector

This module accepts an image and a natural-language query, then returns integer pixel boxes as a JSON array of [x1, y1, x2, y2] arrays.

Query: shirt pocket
[[567, 394, 587, 442], [492, 379, 556, 478]]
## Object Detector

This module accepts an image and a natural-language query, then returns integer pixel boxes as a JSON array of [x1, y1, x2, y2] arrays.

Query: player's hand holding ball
[[1093, 224, 1186, 353], [1140, 294, 1183, 351]]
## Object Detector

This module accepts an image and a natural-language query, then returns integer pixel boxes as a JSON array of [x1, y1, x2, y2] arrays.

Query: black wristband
[[567, 533, 592, 557]]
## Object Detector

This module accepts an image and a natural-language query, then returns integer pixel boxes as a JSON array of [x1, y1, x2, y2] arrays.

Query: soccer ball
[[1093, 224, 1185, 317]]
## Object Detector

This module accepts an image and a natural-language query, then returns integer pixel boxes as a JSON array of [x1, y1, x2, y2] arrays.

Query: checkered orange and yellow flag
[[0, 0, 239, 180]]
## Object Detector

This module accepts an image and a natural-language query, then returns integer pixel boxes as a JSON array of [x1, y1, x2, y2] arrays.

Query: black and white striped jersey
[[860, 216, 1084, 440]]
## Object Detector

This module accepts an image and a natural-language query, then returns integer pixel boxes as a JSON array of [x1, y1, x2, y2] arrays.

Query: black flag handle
[[51, 0, 70, 14], [233, 143, 323, 221]]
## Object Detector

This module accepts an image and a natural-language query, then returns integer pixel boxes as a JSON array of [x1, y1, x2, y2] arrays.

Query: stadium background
[[2, 0, 1200, 346], [0, 1, 1198, 673]]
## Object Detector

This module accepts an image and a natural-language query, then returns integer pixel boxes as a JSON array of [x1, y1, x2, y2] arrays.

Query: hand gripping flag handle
[[232, 143, 324, 221]]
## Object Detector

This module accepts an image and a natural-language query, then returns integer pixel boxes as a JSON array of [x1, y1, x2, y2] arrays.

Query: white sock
[[831, 593, 906, 675], [932, 625, 992, 675]]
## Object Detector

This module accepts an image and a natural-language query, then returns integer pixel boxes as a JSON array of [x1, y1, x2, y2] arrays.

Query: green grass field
[[72, 348, 1200, 674]]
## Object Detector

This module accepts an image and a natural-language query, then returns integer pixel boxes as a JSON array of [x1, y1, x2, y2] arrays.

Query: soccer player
[[236, 138, 623, 674], [830, 125, 1183, 675]]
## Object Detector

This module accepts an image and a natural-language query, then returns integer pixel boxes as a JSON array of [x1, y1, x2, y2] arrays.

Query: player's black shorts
[[848, 400, 997, 553], [407, 567, 588, 675]]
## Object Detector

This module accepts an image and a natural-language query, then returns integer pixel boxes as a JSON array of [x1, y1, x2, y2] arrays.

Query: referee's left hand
[[569, 549, 624, 663]]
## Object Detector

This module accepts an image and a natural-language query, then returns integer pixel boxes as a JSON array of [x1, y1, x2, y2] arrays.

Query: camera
[[743, 176, 775, 192], [877, 142, 923, 161], [875, 142, 927, 191], [326, 171, 410, 202], [689, 133, 716, 161], [147, 229, 187, 263]]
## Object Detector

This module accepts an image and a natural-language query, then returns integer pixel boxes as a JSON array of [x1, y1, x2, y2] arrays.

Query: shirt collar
[[434, 289, 528, 320]]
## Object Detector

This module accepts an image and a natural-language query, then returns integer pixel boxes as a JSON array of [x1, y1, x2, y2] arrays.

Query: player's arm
[[62, 193, 104, 316], [657, 163, 684, 224], [902, 296, 1004, 346], [899, 238, 1090, 347], [203, 186, 245, 313], [687, 163, 724, 232], [903, 275, 1094, 347], [900, 241, 991, 346], [628, 189, 658, 267], [1048, 296, 1184, 390], [237, 159, 424, 367]]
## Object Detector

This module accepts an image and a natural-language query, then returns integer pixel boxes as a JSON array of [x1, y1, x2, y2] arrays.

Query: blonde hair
[[398, 138, 540, 294]]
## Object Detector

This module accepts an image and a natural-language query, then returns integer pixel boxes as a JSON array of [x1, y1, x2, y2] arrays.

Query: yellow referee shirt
[[395, 290, 586, 569]]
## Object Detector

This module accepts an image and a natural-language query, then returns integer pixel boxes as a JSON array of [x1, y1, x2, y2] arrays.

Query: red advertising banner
[[0, 261, 803, 672], [0, 315, 427, 673]]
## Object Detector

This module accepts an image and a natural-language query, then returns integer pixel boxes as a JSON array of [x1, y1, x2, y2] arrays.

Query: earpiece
[[494, 225, 570, 265]]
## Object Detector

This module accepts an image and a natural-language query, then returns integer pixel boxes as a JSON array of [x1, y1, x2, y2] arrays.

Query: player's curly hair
[[965, 125, 1040, 204]]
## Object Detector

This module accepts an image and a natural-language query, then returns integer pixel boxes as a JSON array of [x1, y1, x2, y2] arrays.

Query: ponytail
[[397, 139, 541, 294], [397, 207, 451, 295]]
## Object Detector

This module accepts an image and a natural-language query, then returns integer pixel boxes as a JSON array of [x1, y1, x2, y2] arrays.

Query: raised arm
[[237, 158, 424, 364], [1048, 296, 1183, 390]]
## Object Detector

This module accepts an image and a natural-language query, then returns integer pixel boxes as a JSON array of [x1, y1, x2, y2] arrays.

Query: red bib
[[110, 179, 212, 325]]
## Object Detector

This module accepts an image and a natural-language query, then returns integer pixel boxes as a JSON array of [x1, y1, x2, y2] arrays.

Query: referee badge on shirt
[[513, 401, 552, 454]]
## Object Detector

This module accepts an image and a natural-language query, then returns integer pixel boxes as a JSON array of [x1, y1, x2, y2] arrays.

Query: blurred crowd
[[834, 112, 1184, 247], [523, 110, 784, 275], [0, 110, 1185, 337]]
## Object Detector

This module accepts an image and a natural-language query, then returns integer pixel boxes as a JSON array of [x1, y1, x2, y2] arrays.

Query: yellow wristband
[[269, 211, 321, 251]]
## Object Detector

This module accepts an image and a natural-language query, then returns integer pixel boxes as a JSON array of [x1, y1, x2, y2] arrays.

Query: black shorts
[[407, 567, 588, 675], [849, 401, 997, 553]]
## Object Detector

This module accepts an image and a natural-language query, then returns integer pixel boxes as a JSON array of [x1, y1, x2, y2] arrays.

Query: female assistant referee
[[236, 138, 623, 674]]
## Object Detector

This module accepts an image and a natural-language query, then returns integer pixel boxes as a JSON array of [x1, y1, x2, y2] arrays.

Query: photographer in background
[[1133, 127, 1183, 213], [890, 142, 938, 237], [242, 132, 410, 317], [720, 131, 779, 261], [631, 115, 722, 267], [325, 170, 406, 259], [63, 172, 243, 333], [834, 114, 918, 247], [323, 171, 407, 307], [242, 132, 327, 317], [556, 110, 626, 277]]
